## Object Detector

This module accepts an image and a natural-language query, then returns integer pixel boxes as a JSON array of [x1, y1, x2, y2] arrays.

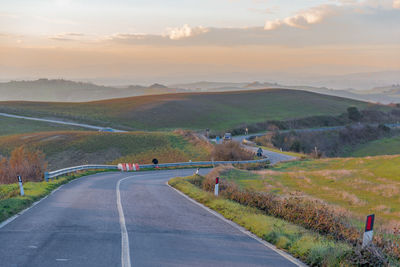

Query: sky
[[0, 0, 399, 84]]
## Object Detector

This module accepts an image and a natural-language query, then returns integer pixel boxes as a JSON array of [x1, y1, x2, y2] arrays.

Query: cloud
[[265, 5, 335, 30], [166, 24, 209, 40], [264, 0, 400, 31], [48, 32, 86, 42]]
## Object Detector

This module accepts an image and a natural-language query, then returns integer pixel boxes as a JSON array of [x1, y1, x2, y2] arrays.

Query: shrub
[[211, 142, 254, 161], [347, 107, 362, 122], [269, 125, 398, 157], [0, 146, 47, 184], [194, 174, 399, 263]]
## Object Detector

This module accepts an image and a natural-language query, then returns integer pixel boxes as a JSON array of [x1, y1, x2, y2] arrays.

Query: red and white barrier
[[118, 163, 140, 172]]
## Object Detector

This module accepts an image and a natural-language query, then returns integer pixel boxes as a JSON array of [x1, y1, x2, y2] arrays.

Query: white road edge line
[[166, 181, 307, 267], [116, 175, 137, 267]]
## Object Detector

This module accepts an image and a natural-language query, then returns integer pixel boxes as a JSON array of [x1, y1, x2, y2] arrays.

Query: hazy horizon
[[1, 0, 399, 86]]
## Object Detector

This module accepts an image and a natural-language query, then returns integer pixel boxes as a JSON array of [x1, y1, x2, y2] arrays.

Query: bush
[[195, 174, 399, 263], [347, 107, 362, 122], [0, 146, 47, 184], [269, 125, 398, 157], [211, 142, 254, 161]]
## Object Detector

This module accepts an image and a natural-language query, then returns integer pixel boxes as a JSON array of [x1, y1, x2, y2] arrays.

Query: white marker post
[[17, 175, 24, 196], [214, 177, 219, 196], [195, 168, 199, 175], [362, 214, 375, 248]]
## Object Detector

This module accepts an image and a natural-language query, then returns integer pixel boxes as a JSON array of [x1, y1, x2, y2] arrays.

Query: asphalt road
[[0, 112, 126, 132], [0, 169, 300, 267], [243, 145, 296, 165]]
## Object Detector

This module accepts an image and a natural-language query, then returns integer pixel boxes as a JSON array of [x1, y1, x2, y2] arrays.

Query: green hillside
[[0, 131, 211, 170], [0, 116, 84, 136], [0, 89, 379, 131], [346, 136, 400, 157]]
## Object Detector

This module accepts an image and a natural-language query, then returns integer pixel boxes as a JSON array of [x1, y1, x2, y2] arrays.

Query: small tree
[[347, 107, 362, 122]]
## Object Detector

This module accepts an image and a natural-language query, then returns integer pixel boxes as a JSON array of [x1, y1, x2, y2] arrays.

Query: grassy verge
[[0, 169, 111, 223], [169, 176, 353, 266]]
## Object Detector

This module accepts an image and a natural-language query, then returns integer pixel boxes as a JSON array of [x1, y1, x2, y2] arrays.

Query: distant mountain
[[2, 76, 400, 104], [149, 83, 168, 89], [286, 71, 400, 91], [0, 79, 187, 102], [172, 80, 400, 104]]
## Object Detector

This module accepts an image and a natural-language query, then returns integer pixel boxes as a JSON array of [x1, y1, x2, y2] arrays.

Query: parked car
[[223, 132, 232, 141]]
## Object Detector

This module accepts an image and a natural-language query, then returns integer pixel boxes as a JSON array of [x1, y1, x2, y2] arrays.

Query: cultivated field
[[0, 131, 211, 170], [0, 89, 378, 131]]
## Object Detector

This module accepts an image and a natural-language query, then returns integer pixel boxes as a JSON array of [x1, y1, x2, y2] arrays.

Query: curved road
[[0, 112, 126, 132], [244, 145, 296, 164], [0, 169, 301, 267]]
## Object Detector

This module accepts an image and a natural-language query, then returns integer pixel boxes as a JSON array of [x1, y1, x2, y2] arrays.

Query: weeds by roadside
[[169, 176, 355, 266], [177, 172, 400, 265]]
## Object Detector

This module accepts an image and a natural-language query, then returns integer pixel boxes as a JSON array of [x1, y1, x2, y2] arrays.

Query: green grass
[[220, 156, 400, 225], [0, 89, 380, 131], [0, 131, 211, 170], [169, 176, 352, 266], [346, 136, 400, 157], [0, 170, 107, 222], [0, 116, 84, 136]]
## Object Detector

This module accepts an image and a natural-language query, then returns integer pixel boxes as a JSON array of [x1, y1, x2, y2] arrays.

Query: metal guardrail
[[45, 165, 118, 181], [44, 158, 269, 181]]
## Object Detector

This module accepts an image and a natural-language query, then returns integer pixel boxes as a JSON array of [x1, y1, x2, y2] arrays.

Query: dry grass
[[0, 146, 47, 184], [211, 141, 254, 161]]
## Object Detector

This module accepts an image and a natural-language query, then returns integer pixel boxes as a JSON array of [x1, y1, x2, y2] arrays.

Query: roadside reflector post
[[362, 214, 375, 248], [17, 175, 24, 196], [214, 177, 219, 196]]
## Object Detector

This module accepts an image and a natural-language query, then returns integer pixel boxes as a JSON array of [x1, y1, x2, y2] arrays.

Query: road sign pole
[[362, 214, 375, 248], [214, 177, 219, 196], [17, 176, 24, 196]]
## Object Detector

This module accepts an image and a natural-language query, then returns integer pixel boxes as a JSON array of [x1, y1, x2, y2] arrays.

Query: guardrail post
[[44, 172, 49, 182]]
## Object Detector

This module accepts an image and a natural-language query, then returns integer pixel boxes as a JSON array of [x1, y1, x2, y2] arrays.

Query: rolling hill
[[0, 116, 84, 136], [345, 136, 400, 157], [0, 131, 211, 170], [0, 79, 188, 102], [0, 89, 381, 131]]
